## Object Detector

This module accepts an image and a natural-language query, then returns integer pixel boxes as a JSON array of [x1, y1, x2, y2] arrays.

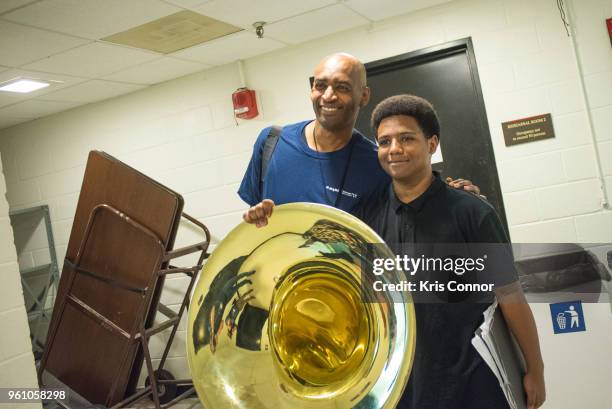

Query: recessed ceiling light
[[0, 78, 51, 93]]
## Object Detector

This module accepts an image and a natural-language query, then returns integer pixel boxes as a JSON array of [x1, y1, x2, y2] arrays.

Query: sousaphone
[[187, 203, 415, 408]]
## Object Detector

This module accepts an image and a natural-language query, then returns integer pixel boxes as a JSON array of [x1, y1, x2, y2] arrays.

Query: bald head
[[317, 53, 367, 87]]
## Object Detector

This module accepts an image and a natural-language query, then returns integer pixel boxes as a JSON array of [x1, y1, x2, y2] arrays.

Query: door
[[355, 38, 508, 232]]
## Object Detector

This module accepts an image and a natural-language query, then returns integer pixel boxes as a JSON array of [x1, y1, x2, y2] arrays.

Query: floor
[[43, 394, 204, 409], [130, 396, 203, 409]]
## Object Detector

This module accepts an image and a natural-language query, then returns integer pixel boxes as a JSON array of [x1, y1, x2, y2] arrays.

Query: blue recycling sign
[[550, 301, 586, 334]]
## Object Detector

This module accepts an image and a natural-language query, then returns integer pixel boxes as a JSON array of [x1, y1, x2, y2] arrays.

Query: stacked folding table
[[39, 151, 210, 409]]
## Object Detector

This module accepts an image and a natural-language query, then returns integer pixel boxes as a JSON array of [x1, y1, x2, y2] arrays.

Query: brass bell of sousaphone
[[187, 203, 415, 408]]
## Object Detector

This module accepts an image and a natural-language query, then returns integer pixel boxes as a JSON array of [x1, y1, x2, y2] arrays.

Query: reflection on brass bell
[[186, 203, 416, 408]]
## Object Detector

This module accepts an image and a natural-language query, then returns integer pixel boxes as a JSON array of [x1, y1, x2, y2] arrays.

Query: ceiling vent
[[102, 10, 242, 54]]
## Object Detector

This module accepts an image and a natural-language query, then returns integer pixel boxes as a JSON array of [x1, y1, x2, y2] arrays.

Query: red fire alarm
[[232, 88, 259, 119], [607, 18, 612, 47]]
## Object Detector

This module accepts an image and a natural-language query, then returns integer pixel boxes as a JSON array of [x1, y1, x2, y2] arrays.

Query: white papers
[[471, 301, 527, 409]]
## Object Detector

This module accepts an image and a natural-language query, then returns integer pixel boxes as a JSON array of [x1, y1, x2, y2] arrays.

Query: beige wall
[[0, 151, 41, 408], [0, 0, 610, 407]]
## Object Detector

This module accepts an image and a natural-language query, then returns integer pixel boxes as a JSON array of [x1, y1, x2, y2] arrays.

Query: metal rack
[[118, 211, 211, 409], [9, 205, 60, 358]]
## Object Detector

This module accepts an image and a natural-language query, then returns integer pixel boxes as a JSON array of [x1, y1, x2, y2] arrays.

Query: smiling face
[[376, 115, 439, 184], [310, 54, 370, 133]]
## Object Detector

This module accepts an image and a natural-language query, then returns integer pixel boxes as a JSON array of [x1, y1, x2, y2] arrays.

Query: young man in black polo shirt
[[241, 94, 545, 408], [356, 94, 545, 409]]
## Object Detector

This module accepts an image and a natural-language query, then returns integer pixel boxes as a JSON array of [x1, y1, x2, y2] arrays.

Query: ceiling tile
[[2, 0, 182, 40], [192, 0, 336, 29], [0, 0, 37, 14], [0, 20, 89, 67], [39, 79, 146, 103], [265, 4, 370, 45], [0, 68, 87, 110], [162, 0, 211, 9], [102, 57, 209, 85], [0, 92, 27, 109], [0, 69, 88, 98], [0, 99, 80, 118], [0, 115, 31, 129], [102, 10, 241, 54], [344, 0, 453, 21], [23, 42, 160, 78], [172, 30, 285, 66]]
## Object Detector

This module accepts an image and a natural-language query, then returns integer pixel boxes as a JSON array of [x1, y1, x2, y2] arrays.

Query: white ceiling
[[0, 0, 453, 130]]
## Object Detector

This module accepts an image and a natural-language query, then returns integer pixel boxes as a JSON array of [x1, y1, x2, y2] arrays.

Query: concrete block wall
[[481, 0, 612, 243], [0, 0, 609, 406], [0, 151, 41, 408]]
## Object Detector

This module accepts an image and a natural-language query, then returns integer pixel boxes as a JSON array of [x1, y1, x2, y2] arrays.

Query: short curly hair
[[370, 94, 440, 140]]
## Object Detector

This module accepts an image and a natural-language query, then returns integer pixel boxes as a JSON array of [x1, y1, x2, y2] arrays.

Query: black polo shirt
[[355, 172, 510, 245], [354, 172, 515, 409]]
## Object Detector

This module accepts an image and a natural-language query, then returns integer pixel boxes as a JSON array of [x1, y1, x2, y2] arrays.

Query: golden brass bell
[[186, 203, 415, 408]]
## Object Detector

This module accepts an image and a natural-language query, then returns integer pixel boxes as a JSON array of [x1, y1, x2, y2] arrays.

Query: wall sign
[[550, 301, 586, 334], [502, 113, 555, 147]]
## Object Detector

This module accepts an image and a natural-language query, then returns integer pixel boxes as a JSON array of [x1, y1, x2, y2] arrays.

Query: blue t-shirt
[[238, 120, 389, 215]]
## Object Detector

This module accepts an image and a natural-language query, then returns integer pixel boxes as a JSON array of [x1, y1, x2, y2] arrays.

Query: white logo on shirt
[[325, 185, 358, 199]]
